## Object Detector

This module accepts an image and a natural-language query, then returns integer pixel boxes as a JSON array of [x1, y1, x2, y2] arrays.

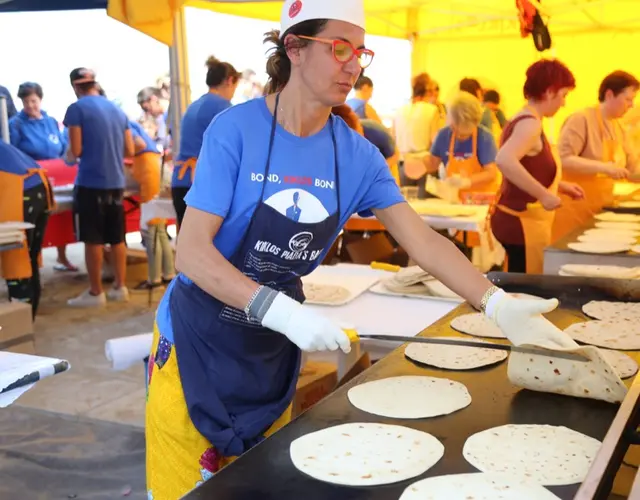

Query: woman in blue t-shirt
[[172, 56, 241, 228], [145, 1, 577, 496], [9, 82, 77, 273]]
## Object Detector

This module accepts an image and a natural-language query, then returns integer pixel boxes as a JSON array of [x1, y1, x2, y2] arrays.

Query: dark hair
[[205, 56, 241, 88], [524, 59, 575, 100], [599, 71, 640, 102], [263, 19, 328, 95], [17, 82, 43, 100], [75, 82, 97, 94], [412, 73, 430, 99], [483, 89, 500, 105], [460, 78, 482, 97], [354, 75, 373, 90], [332, 104, 361, 132]]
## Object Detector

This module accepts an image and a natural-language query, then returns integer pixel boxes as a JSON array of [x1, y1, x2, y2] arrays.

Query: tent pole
[[169, 6, 191, 159]]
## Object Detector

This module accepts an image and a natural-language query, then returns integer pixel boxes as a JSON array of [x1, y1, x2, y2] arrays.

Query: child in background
[[128, 120, 175, 291]]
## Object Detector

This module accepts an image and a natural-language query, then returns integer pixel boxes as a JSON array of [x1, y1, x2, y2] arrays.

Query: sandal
[[54, 262, 79, 272]]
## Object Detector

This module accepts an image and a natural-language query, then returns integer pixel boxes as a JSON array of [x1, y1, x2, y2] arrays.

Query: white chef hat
[[279, 0, 366, 38]]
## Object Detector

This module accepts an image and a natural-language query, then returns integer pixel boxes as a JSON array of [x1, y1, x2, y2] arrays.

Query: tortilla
[[450, 313, 506, 339], [601, 349, 639, 379], [463, 424, 602, 486], [289, 423, 444, 486], [595, 212, 640, 222], [507, 343, 627, 403], [405, 337, 508, 370], [303, 283, 351, 305], [582, 300, 640, 321], [577, 233, 636, 245], [594, 221, 640, 231], [619, 201, 640, 208], [347, 376, 471, 418], [586, 226, 640, 235], [559, 264, 640, 279], [567, 241, 632, 254], [565, 320, 640, 350], [423, 280, 460, 299], [399, 473, 561, 500]]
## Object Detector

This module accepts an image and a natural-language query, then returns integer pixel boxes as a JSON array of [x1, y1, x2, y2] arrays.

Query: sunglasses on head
[[297, 36, 374, 69]]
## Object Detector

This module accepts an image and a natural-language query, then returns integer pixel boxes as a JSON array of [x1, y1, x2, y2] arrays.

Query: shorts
[[73, 186, 126, 245], [171, 186, 190, 228]]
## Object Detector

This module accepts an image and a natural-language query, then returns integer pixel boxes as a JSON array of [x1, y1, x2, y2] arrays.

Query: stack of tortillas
[[463, 424, 602, 485], [347, 376, 471, 418], [558, 264, 640, 279], [380, 265, 461, 300], [405, 337, 508, 370], [289, 423, 444, 486], [399, 473, 561, 500], [381, 266, 431, 295]]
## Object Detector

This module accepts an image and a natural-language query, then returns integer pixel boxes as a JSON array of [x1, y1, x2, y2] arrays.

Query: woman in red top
[[491, 59, 584, 274]]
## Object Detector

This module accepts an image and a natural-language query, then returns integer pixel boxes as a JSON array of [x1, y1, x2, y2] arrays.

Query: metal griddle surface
[[185, 273, 639, 500]]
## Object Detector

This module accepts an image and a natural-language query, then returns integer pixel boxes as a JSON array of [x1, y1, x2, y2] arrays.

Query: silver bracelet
[[244, 285, 264, 318]]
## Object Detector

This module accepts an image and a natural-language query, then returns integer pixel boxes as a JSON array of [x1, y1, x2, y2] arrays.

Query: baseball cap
[[70, 68, 96, 85], [279, 0, 365, 38]]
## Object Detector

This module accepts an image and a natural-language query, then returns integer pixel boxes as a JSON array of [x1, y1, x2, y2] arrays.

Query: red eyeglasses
[[297, 36, 375, 69]]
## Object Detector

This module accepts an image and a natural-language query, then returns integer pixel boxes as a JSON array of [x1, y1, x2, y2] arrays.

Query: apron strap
[[26, 168, 55, 212], [176, 157, 198, 183]]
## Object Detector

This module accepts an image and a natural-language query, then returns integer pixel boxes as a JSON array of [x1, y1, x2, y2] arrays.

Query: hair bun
[[206, 56, 220, 68]]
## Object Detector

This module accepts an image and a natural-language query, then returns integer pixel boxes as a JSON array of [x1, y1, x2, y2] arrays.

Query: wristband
[[246, 285, 279, 322], [480, 286, 503, 316]]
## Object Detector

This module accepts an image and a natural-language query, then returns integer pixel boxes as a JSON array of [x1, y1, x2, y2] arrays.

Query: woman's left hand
[[558, 181, 585, 200]]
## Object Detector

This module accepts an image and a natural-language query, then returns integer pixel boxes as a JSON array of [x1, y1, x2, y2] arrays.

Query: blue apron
[[169, 93, 341, 457]]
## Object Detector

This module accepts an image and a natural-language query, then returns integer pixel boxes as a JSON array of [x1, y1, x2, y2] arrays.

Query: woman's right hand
[[601, 163, 629, 179], [539, 191, 562, 211], [261, 293, 352, 353]]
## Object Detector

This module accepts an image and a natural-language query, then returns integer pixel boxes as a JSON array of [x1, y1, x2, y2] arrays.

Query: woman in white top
[[393, 73, 441, 194]]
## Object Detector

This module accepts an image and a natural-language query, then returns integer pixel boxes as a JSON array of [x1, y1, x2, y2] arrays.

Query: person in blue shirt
[[9, 82, 66, 161], [429, 92, 499, 197], [0, 84, 17, 118], [63, 68, 134, 308], [0, 84, 17, 139], [481, 89, 507, 141], [0, 142, 53, 320], [9, 82, 77, 273], [362, 118, 399, 180], [346, 74, 382, 123], [145, 2, 570, 497], [172, 56, 240, 228]]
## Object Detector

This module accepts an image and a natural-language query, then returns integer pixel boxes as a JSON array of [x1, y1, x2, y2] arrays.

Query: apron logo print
[[289, 231, 313, 252]]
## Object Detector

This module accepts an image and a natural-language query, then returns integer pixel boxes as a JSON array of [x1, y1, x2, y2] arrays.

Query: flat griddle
[[184, 273, 640, 500]]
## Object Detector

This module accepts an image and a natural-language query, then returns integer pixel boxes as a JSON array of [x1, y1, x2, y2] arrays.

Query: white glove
[[485, 289, 579, 350], [445, 175, 472, 190], [261, 293, 351, 353]]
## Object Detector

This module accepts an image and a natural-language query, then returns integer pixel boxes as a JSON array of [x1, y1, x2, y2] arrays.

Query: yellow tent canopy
[[111, 0, 640, 46], [190, 0, 639, 40]]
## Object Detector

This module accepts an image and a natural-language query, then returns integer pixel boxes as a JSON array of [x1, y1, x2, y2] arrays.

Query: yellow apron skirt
[[145, 323, 292, 499]]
